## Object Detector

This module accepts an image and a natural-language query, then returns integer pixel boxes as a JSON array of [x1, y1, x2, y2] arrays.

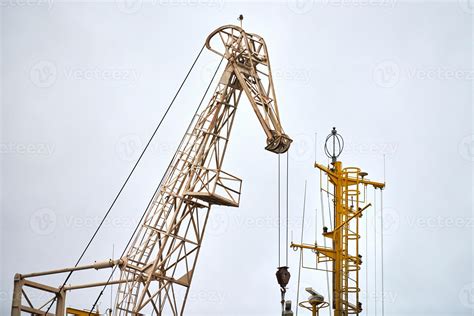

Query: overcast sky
[[1, 1, 473, 315]]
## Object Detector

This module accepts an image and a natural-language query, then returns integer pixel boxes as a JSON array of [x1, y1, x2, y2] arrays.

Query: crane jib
[[11, 24, 292, 316]]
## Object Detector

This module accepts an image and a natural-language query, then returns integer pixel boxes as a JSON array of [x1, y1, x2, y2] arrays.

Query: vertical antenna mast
[[291, 127, 385, 316]]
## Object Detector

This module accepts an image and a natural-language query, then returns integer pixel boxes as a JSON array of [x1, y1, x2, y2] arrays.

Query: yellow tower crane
[[291, 128, 385, 316]]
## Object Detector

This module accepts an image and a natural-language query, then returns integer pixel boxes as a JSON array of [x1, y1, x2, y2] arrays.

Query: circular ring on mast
[[324, 127, 344, 163]]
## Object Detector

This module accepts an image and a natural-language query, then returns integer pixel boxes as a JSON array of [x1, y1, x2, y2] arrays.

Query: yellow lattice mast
[[291, 128, 385, 316]]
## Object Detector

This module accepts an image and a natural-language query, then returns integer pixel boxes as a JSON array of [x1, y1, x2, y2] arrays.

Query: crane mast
[[115, 25, 291, 315]]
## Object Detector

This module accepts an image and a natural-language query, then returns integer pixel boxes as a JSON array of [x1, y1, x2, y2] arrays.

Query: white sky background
[[1, 0, 473, 315]]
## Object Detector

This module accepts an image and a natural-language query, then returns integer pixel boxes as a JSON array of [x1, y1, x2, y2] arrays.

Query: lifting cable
[[314, 133, 318, 245], [381, 154, 386, 316], [278, 151, 290, 267], [295, 181, 307, 316], [278, 154, 281, 267], [88, 53, 226, 313], [366, 189, 369, 316], [286, 151, 290, 266], [380, 188, 385, 316], [45, 44, 207, 313], [373, 188, 377, 316]]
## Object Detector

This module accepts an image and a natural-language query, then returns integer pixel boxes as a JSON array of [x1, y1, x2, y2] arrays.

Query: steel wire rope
[[45, 44, 208, 314], [87, 53, 226, 314], [295, 181, 307, 316]]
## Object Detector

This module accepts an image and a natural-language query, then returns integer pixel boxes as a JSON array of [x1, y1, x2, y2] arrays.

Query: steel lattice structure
[[11, 24, 291, 316], [114, 25, 292, 315]]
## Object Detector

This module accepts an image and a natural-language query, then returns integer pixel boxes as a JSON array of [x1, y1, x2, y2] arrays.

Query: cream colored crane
[[11, 24, 292, 316], [114, 24, 292, 315]]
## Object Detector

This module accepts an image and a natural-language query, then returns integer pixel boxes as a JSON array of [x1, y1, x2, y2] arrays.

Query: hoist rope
[[374, 189, 377, 316], [45, 44, 207, 314], [315, 207, 318, 245], [295, 181, 307, 316], [278, 154, 281, 267], [366, 191, 369, 316], [381, 154, 386, 316], [87, 53, 225, 314], [314, 133, 318, 245], [286, 151, 290, 266], [381, 188, 385, 316]]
